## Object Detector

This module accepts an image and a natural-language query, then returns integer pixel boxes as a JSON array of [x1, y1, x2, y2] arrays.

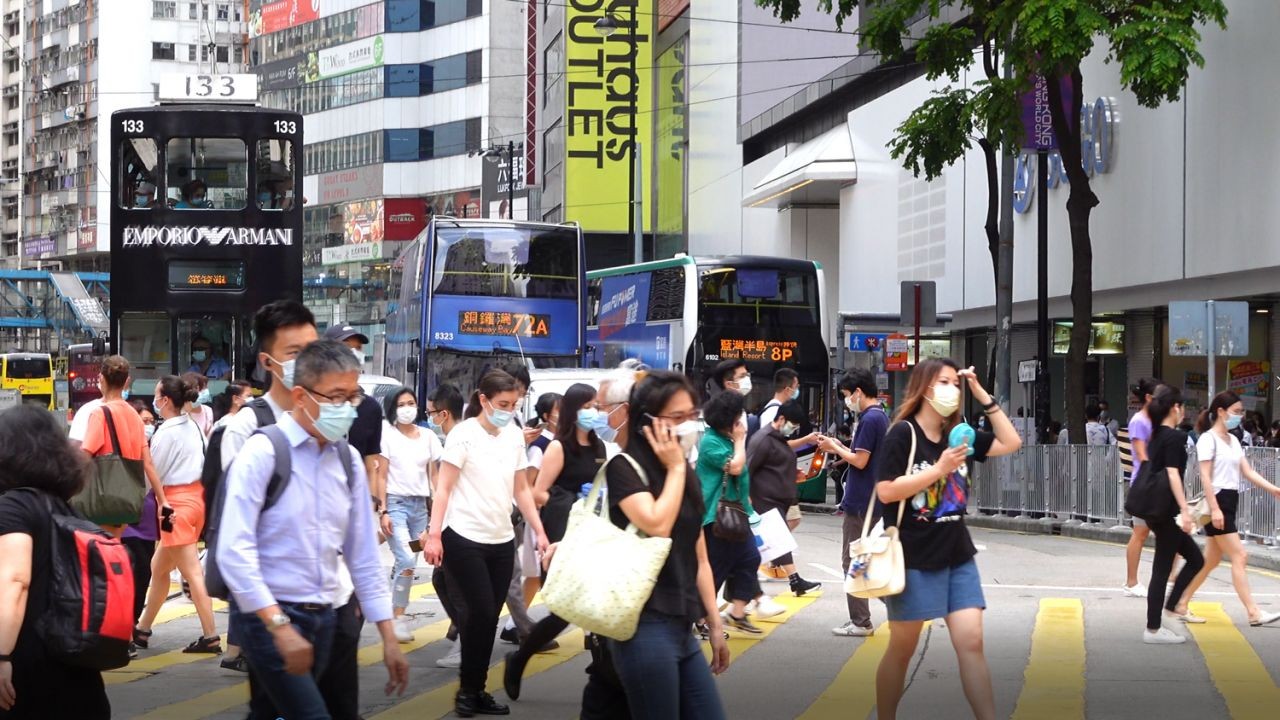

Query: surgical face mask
[[192, 195, 206, 204], [192, 350, 208, 363], [577, 408, 602, 432], [135, 195, 150, 207], [781, 421, 799, 436], [734, 375, 752, 396], [791, 385, 801, 401], [1225, 413, 1244, 431], [675, 420, 702, 456], [122, 389, 131, 401], [927, 383, 961, 417], [483, 399, 514, 428], [143, 424, 155, 440], [258, 191, 273, 207], [196, 388, 212, 407], [844, 394, 858, 413], [265, 354, 296, 389], [351, 348, 364, 365], [396, 405, 418, 425], [305, 396, 358, 442], [153, 398, 164, 416]]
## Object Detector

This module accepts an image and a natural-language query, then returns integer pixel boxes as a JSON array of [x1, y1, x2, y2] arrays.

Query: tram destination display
[[167, 260, 246, 290]]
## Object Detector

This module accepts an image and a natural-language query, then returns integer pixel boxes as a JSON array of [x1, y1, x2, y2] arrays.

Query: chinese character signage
[[717, 339, 797, 363], [598, 273, 651, 340], [458, 312, 551, 338], [564, 0, 654, 232], [250, 0, 319, 38], [1228, 360, 1271, 411], [310, 35, 384, 82]]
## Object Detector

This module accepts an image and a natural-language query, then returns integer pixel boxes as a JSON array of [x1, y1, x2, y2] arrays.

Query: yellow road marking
[[369, 628, 587, 719], [702, 593, 818, 664], [1011, 598, 1085, 720], [1186, 601, 1280, 719], [129, 582, 443, 719], [795, 622, 892, 720]]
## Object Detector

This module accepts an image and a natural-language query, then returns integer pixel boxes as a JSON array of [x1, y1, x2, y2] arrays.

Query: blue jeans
[[608, 611, 727, 720], [235, 603, 336, 720], [387, 494, 429, 609]]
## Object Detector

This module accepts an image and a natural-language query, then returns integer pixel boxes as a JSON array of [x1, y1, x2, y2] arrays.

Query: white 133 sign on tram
[[158, 74, 259, 103]]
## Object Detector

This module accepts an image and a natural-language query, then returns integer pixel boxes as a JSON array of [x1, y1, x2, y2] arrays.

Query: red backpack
[[14, 488, 134, 670]]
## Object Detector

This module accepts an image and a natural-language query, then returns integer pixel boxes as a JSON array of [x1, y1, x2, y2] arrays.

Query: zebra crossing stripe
[[795, 622, 894, 720], [1011, 598, 1086, 720], [1185, 601, 1280, 719]]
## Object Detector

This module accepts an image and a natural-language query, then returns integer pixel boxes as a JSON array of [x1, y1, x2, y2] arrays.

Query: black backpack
[[11, 488, 134, 670], [203, 425, 357, 601], [201, 398, 276, 511]]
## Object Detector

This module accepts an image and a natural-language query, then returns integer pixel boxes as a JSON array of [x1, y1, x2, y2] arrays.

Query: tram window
[[119, 138, 160, 209], [179, 317, 234, 381], [255, 138, 296, 210], [118, 312, 172, 396], [165, 137, 248, 209]]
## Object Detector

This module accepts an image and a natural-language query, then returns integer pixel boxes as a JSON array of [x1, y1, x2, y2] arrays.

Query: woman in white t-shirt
[[1174, 391, 1280, 627], [133, 375, 221, 654], [380, 387, 443, 643], [422, 370, 548, 716]]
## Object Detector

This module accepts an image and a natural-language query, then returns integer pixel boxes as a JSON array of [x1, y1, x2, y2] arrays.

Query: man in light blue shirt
[[217, 340, 408, 717]]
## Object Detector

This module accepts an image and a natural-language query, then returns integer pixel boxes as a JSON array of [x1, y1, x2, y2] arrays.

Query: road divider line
[[1010, 598, 1085, 720], [369, 628, 587, 719], [1186, 601, 1280, 719], [808, 563, 847, 581], [795, 622, 892, 720]]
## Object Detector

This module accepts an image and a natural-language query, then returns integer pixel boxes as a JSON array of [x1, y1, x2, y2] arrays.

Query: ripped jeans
[[386, 494, 429, 610]]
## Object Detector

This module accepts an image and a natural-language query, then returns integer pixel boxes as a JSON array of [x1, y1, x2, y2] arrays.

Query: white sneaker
[[752, 596, 786, 619], [1249, 610, 1280, 627], [436, 641, 463, 668], [832, 621, 874, 637], [1123, 584, 1148, 598], [394, 617, 414, 643], [1143, 627, 1186, 645]]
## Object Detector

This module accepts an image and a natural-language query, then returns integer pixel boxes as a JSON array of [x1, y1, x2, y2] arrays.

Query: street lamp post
[[595, 11, 642, 264], [471, 141, 523, 219]]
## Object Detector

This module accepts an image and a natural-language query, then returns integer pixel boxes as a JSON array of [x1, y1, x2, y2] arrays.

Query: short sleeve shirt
[[1128, 412, 1153, 483], [68, 398, 104, 442], [82, 399, 147, 462], [877, 419, 994, 570], [347, 397, 385, 460], [440, 418, 530, 544], [606, 453, 705, 621], [382, 421, 443, 497], [839, 406, 890, 515], [1195, 430, 1246, 493], [1147, 425, 1188, 477]]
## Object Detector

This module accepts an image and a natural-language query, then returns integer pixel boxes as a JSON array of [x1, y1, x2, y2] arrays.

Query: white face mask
[[396, 405, 418, 425], [845, 394, 858, 413], [675, 420, 703, 456], [734, 375, 752, 396], [781, 421, 798, 436], [928, 383, 961, 417], [351, 348, 364, 365]]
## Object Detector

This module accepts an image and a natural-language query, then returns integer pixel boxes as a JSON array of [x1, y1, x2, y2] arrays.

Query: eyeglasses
[[304, 386, 365, 406], [647, 410, 700, 425], [426, 408, 447, 417]]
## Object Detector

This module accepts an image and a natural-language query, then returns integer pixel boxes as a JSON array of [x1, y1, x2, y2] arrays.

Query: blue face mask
[[134, 195, 149, 207], [192, 350, 208, 363], [307, 398, 358, 442], [791, 386, 801, 400], [1226, 413, 1243, 431], [196, 388, 212, 406], [258, 191, 273, 207], [485, 401, 514, 428], [577, 408, 603, 432], [122, 389, 131, 400], [266, 354, 296, 389]]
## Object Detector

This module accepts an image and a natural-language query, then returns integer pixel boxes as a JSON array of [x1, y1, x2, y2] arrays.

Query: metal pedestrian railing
[[970, 444, 1280, 548]]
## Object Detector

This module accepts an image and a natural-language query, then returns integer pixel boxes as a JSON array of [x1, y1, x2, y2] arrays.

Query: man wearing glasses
[[217, 339, 409, 719]]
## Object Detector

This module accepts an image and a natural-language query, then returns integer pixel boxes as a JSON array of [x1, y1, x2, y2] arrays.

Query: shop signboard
[[655, 36, 687, 256], [24, 237, 55, 257], [564, 0, 654, 232], [1052, 321, 1126, 355], [321, 241, 383, 266], [78, 226, 97, 251], [1227, 360, 1271, 411], [257, 55, 307, 91], [342, 199, 383, 244], [425, 189, 481, 219], [310, 35, 384, 82], [1020, 75, 1071, 150], [481, 153, 529, 220], [318, 165, 382, 205], [384, 198, 427, 241], [250, 0, 319, 38]]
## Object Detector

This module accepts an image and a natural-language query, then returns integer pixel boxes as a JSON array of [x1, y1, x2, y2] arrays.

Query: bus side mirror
[[407, 356, 419, 375], [92, 337, 107, 356]]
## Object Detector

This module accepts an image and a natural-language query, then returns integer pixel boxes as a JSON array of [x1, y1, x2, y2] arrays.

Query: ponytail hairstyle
[[1147, 384, 1182, 426], [466, 370, 521, 420], [1195, 390, 1241, 434], [156, 374, 199, 413], [1131, 377, 1161, 407]]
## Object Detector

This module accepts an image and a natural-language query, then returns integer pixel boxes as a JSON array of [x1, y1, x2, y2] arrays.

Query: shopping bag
[[752, 508, 798, 563]]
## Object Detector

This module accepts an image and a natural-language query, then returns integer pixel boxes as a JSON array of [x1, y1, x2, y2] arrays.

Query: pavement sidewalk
[[799, 501, 1280, 573]]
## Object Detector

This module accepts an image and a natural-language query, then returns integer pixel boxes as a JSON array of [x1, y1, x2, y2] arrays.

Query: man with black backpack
[[215, 340, 409, 718], [205, 300, 317, 679]]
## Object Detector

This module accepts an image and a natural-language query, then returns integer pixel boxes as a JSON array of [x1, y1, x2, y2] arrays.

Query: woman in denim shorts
[[872, 359, 1022, 720]]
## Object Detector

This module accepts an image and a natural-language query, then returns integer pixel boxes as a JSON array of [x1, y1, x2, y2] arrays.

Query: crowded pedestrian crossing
[[101, 523, 1280, 719]]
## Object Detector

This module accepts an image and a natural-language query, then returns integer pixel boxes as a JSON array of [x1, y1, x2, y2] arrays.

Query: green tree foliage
[[756, 0, 1226, 441]]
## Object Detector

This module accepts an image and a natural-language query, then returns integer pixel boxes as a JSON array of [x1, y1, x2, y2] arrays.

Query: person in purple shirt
[[822, 369, 891, 638], [1123, 378, 1160, 598]]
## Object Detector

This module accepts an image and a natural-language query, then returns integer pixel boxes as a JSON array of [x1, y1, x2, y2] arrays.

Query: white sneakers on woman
[[1143, 627, 1186, 645]]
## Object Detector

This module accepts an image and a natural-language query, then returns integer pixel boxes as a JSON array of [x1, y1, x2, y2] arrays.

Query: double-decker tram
[[385, 217, 586, 401], [109, 74, 302, 395]]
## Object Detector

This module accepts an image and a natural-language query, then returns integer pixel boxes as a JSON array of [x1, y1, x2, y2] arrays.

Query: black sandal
[[183, 635, 223, 654], [132, 627, 152, 649]]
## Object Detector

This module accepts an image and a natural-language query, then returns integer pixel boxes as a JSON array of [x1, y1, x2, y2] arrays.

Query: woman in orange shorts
[[132, 374, 222, 654]]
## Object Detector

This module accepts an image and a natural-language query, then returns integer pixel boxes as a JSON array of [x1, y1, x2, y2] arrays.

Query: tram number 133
[[158, 74, 259, 103]]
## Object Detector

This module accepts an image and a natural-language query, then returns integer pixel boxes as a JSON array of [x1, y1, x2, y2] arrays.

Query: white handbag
[[541, 454, 673, 641], [844, 422, 915, 599]]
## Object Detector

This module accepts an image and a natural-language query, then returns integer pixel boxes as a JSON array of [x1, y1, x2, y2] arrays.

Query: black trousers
[[320, 596, 365, 720], [1146, 518, 1205, 631], [121, 536, 155, 625], [581, 634, 631, 720], [433, 565, 461, 642], [511, 613, 570, 671], [441, 528, 514, 693]]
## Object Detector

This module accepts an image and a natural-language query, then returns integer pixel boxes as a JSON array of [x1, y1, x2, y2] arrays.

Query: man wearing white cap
[[133, 181, 159, 208]]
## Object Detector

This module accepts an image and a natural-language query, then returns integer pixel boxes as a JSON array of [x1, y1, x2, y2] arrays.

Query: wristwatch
[[265, 612, 292, 632]]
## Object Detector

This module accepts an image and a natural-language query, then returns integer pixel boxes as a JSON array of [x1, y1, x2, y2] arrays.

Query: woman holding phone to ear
[[873, 358, 1021, 720]]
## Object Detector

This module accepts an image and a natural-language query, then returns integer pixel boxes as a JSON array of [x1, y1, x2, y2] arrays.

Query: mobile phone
[[409, 538, 423, 553]]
